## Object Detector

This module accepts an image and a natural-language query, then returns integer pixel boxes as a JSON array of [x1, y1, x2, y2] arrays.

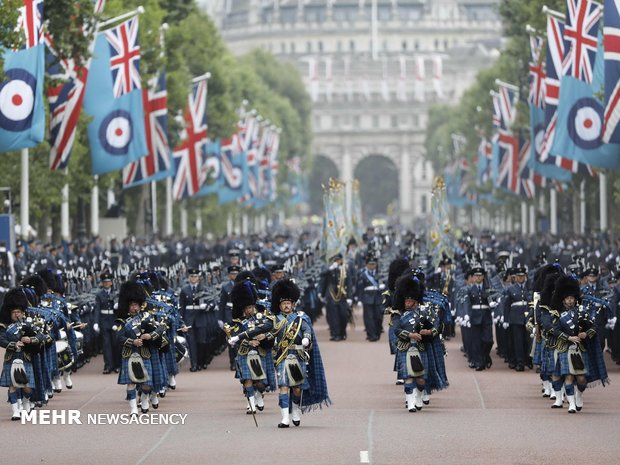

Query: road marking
[[363, 409, 375, 464], [134, 425, 176, 465], [472, 372, 486, 409], [79, 386, 111, 410]]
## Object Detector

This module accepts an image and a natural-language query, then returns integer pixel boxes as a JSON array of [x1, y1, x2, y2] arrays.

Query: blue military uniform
[[179, 278, 207, 372], [501, 276, 532, 370], [94, 278, 119, 373], [319, 253, 354, 341], [356, 258, 384, 341], [465, 271, 494, 371]]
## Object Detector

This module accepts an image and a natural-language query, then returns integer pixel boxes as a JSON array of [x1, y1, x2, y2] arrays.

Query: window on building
[[353, 115, 360, 127], [414, 41, 420, 51], [372, 115, 379, 128], [318, 41, 324, 52], [337, 40, 342, 52], [421, 162, 428, 180], [391, 115, 398, 128], [291, 42, 296, 54], [280, 6, 297, 23], [444, 39, 449, 49], [280, 42, 286, 54], [434, 39, 439, 50], [402, 40, 407, 51], [350, 40, 355, 52], [305, 6, 326, 23], [420, 195, 427, 214], [307, 41, 312, 53]]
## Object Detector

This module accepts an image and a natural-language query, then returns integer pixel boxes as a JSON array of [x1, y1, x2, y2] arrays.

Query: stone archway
[[353, 154, 399, 219], [309, 154, 340, 214]]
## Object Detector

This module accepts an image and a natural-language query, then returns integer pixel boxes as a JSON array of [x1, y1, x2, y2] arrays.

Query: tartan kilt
[[161, 344, 178, 377], [1, 356, 36, 388], [235, 351, 277, 391], [553, 348, 590, 377], [118, 351, 154, 387], [396, 346, 430, 380], [31, 353, 46, 402], [388, 326, 397, 355], [540, 345, 556, 377], [48, 341, 59, 378], [276, 356, 310, 390], [40, 346, 53, 392], [532, 339, 544, 366], [424, 339, 449, 392]]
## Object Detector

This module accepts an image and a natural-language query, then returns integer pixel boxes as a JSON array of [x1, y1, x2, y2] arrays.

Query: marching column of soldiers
[[1, 228, 619, 421]]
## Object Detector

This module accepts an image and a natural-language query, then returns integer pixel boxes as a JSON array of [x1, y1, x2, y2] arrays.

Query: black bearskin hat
[[533, 263, 563, 293], [21, 274, 48, 297], [393, 273, 425, 311], [540, 272, 563, 307], [116, 281, 147, 319], [551, 275, 581, 310], [0, 288, 30, 324], [234, 270, 256, 284], [37, 268, 64, 294], [387, 258, 410, 292], [252, 266, 272, 290], [230, 279, 258, 320], [270, 279, 301, 314]]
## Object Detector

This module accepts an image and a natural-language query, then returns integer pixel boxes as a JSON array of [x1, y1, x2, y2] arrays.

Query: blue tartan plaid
[[396, 339, 449, 392], [540, 345, 555, 377], [584, 336, 609, 386], [532, 339, 544, 366], [118, 350, 155, 387], [1, 357, 36, 388], [276, 356, 310, 389], [235, 351, 277, 391], [553, 348, 590, 377]]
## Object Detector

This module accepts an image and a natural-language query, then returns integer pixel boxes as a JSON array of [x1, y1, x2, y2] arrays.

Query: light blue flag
[[197, 140, 221, 196], [83, 18, 147, 175], [550, 32, 620, 170], [0, 44, 45, 152], [528, 105, 572, 181]]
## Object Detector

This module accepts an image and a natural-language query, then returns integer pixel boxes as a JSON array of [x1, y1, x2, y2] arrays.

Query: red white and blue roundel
[[0, 68, 36, 132], [567, 97, 603, 150], [98, 110, 133, 155], [533, 122, 545, 158]]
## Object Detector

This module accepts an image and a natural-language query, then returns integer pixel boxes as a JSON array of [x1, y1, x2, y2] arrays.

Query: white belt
[[472, 305, 490, 309], [100, 309, 114, 315], [364, 286, 378, 291], [186, 305, 202, 310], [511, 301, 528, 307], [226, 302, 233, 308]]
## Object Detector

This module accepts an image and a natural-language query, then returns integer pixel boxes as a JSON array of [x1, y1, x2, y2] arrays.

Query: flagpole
[[521, 201, 527, 235], [91, 175, 99, 236], [542, 5, 565, 21], [20, 149, 29, 239], [180, 200, 188, 236], [151, 181, 158, 234], [97, 6, 145, 30], [579, 179, 586, 234], [165, 177, 173, 236], [61, 172, 70, 241], [600, 173, 608, 231], [550, 188, 558, 235], [529, 204, 536, 235]]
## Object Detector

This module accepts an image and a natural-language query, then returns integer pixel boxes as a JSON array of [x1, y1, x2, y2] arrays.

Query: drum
[[74, 330, 84, 355], [56, 340, 74, 371], [175, 336, 189, 364]]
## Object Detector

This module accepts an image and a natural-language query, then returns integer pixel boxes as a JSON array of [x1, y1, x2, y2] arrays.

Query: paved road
[[2, 307, 619, 465]]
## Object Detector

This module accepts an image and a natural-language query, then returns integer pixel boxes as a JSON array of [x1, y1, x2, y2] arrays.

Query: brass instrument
[[329, 261, 348, 302], [442, 266, 452, 296]]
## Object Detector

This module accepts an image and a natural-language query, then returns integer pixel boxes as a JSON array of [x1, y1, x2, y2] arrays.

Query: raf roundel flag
[[83, 16, 147, 175], [0, 44, 45, 152]]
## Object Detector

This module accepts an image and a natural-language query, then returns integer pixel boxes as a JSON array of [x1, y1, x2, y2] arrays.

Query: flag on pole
[[602, 0, 620, 143], [172, 79, 207, 199], [83, 16, 147, 175], [0, 0, 45, 152], [122, 73, 173, 187]]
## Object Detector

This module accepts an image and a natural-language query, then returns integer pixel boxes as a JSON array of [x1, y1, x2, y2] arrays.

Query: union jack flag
[[477, 136, 492, 185], [498, 84, 518, 129], [172, 80, 207, 200], [602, 0, 620, 143], [17, 0, 44, 49], [105, 17, 141, 98], [517, 138, 535, 199], [496, 130, 519, 193], [562, 0, 602, 83], [93, 0, 106, 14], [123, 73, 171, 187], [529, 35, 546, 108], [491, 91, 502, 128], [540, 15, 596, 175], [46, 50, 89, 170]]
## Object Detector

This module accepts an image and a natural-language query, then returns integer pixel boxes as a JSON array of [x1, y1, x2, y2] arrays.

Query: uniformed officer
[[500, 265, 532, 371], [219, 265, 241, 370], [466, 266, 494, 371], [94, 272, 119, 374], [179, 268, 207, 372], [319, 253, 354, 341], [356, 250, 385, 341]]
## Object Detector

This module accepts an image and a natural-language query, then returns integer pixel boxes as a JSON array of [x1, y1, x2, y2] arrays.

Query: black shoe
[[508, 363, 516, 369], [292, 420, 300, 426], [516, 365, 524, 372], [329, 336, 337, 341], [551, 404, 563, 409], [475, 366, 485, 371], [141, 408, 149, 414], [332, 336, 343, 341], [168, 385, 176, 390], [246, 409, 256, 415], [190, 367, 198, 372], [256, 405, 264, 411], [113, 368, 120, 373], [278, 423, 290, 428], [230, 365, 236, 371], [102, 369, 111, 375], [159, 391, 166, 398], [152, 402, 159, 409], [526, 361, 534, 369]]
